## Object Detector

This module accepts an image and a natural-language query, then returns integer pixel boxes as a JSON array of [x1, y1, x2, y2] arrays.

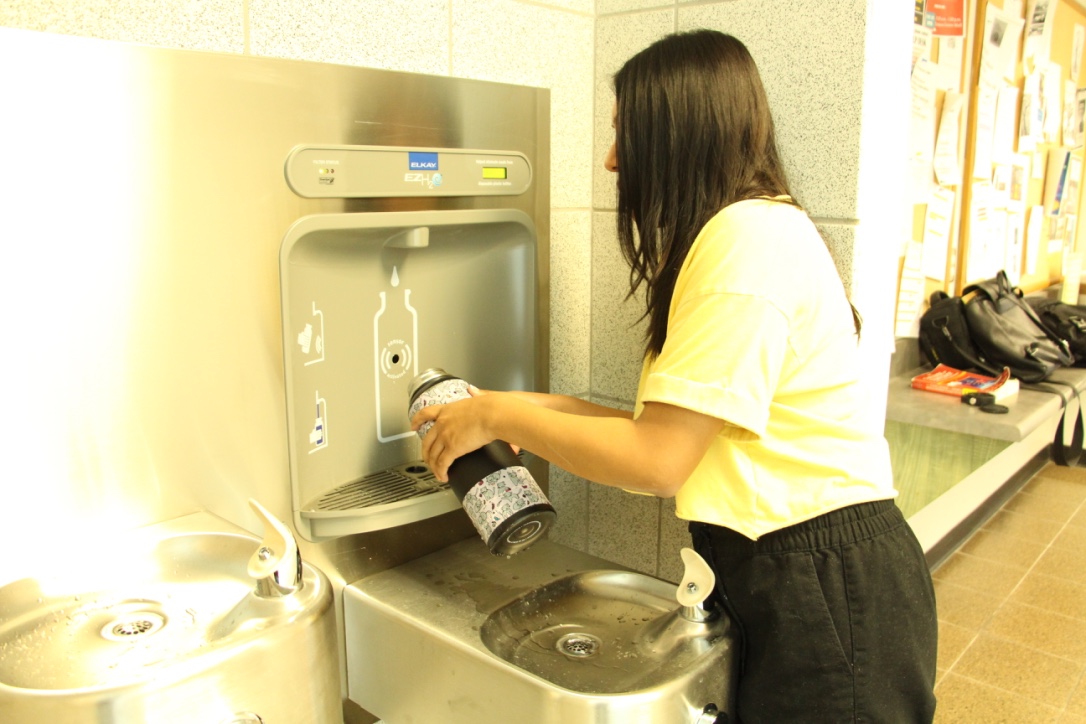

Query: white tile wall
[[452, 0, 593, 210], [0, 0, 245, 51], [817, 223, 859, 296], [591, 210, 646, 401], [658, 497, 691, 582], [546, 465, 589, 550], [550, 210, 593, 396], [597, 0, 671, 16], [678, 0, 869, 220], [593, 8, 674, 210], [249, 0, 450, 75], [532, 0, 595, 14], [587, 457, 661, 571]]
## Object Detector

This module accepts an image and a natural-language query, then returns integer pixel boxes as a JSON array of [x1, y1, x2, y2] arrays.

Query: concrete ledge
[[887, 367, 1086, 442], [891, 365, 1086, 567]]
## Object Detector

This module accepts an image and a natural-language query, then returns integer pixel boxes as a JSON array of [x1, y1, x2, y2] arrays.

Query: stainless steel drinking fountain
[[343, 538, 737, 723], [0, 508, 340, 724]]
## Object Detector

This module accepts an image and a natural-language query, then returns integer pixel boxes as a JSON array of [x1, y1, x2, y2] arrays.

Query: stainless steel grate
[[557, 633, 601, 658], [101, 612, 166, 641], [310, 464, 447, 511]]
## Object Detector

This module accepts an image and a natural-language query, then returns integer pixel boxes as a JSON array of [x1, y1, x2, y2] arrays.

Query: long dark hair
[[612, 30, 858, 357]]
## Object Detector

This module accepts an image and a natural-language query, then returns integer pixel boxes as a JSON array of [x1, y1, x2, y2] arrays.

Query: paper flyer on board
[[1066, 83, 1085, 148], [1024, 0, 1057, 67], [936, 36, 966, 92], [972, 74, 999, 178], [981, 4, 1024, 82], [922, 186, 955, 281], [1076, 89, 1086, 148], [993, 85, 1020, 163], [1018, 71, 1044, 152], [1074, 25, 1084, 79], [1010, 153, 1031, 212], [1026, 205, 1044, 273], [1004, 210, 1025, 281], [967, 181, 1004, 283], [913, 25, 934, 68], [992, 163, 1013, 209], [910, 58, 938, 187], [927, 0, 965, 37], [1041, 63, 1063, 143], [934, 92, 964, 185], [895, 240, 926, 338], [1066, 156, 1083, 217]]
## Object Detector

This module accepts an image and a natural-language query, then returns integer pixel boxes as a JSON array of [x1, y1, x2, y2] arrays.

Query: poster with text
[[928, 0, 965, 37]]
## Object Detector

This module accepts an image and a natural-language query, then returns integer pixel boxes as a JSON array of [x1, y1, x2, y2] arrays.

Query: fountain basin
[[0, 514, 340, 724], [345, 538, 735, 723]]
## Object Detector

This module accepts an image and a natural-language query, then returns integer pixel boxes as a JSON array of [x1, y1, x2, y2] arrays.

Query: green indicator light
[[482, 167, 507, 179]]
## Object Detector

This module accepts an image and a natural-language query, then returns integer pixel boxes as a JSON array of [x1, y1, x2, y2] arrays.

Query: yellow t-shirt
[[634, 198, 895, 540]]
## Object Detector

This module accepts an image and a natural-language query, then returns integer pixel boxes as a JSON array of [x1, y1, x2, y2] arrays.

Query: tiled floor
[[932, 462, 1086, 723]]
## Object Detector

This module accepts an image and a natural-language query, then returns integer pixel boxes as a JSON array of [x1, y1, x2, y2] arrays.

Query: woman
[[412, 29, 937, 723]]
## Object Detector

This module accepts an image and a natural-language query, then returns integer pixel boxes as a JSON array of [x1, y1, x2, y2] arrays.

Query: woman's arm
[[411, 393, 724, 497], [499, 390, 634, 419]]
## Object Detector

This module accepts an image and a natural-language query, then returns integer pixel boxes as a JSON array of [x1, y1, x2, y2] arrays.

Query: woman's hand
[[411, 391, 501, 482]]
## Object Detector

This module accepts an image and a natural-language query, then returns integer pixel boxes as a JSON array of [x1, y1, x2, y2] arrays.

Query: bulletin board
[[897, 0, 1086, 338]]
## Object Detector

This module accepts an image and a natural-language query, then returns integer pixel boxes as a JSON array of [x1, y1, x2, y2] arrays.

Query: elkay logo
[[408, 152, 439, 171]]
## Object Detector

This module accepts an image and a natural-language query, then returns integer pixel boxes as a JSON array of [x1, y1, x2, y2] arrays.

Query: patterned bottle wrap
[[408, 376, 471, 444], [408, 369, 555, 556], [461, 465, 550, 545]]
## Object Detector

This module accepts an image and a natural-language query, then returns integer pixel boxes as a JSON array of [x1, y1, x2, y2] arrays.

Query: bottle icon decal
[[374, 265, 419, 442], [308, 391, 328, 454]]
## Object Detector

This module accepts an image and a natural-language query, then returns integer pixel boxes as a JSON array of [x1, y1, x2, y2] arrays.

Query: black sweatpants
[[690, 500, 937, 724]]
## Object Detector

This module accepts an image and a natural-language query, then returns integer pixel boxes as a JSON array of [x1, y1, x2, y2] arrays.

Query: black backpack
[[918, 290, 1000, 375], [961, 272, 1074, 382], [1026, 298, 1086, 366]]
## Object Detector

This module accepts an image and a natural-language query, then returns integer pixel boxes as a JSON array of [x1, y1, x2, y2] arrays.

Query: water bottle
[[408, 368, 556, 556]]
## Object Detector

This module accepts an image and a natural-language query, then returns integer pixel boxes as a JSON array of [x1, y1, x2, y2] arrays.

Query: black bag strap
[[1022, 380, 1085, 467], [1055, 406, 1084, 467], [946, 343, 1001, 377], [964, 271, 1074, 359]]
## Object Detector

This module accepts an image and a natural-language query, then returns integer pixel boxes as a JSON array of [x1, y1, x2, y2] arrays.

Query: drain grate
[[556, 632, 601, 659], [306, 455, 524, 512], [101, 612, 166, 642], [309, 464, 446, 511]]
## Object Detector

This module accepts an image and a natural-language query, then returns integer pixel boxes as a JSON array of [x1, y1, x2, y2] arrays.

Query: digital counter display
[[482, 167, 508, 180]]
